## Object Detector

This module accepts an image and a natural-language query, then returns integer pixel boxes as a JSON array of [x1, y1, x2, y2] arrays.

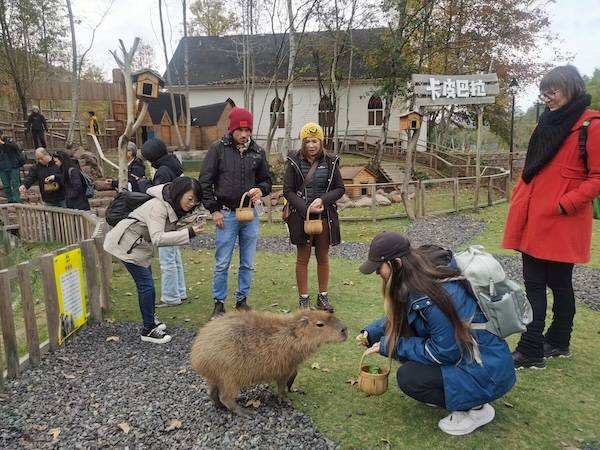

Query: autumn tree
[[190, 0, 238, 36], [131, 39, 159, 72]]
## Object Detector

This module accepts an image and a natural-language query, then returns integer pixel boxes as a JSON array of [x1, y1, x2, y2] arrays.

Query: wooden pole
[[81, 240, 102, 324], [18, 262, 41, 367], [474, 107, 483, 209], [0, 270, 19, 379], [40, 253, 60, 352], [94, 236, 111, 313]]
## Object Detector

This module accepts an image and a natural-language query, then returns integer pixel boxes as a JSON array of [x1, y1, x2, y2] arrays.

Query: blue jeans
[[123, 261, 155, 330], [213, 209, 259, 302], [158, 246, 187, 304]]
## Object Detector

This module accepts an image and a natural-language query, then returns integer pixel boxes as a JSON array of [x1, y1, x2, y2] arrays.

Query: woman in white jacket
[[104, 177, 204, 343]]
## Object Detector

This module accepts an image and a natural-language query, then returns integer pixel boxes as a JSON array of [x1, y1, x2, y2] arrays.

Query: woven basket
[[304, 213, 323, 235], [235, 192, 255, 222], [357, 352, 391, 396]]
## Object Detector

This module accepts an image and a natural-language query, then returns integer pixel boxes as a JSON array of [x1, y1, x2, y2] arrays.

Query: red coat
[[503, 109, 600, 263]]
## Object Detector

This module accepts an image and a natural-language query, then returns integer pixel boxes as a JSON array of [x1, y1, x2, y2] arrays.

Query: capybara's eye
[[316, 321, 325, 327]]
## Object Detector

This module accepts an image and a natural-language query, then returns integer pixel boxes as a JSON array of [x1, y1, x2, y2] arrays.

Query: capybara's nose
[[340, 327, 348, 340]]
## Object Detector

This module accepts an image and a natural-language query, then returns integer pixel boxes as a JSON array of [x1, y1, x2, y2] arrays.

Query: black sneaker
[[316, 293, 334, 313], [154, 315, 167, 332], [235, 298, 250, 312], [141, 326, 172, 344], [299, 296, 310, 309], [210, 301, 225, 321], [512, 351, 545, 370], [543, 342, 571, 359]]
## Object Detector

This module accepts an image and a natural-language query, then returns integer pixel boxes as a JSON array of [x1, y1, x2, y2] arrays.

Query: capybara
[[190, 309, 348, 417]]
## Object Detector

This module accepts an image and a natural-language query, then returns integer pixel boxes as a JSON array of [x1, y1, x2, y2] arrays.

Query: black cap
[[359, 231, 411, 274]]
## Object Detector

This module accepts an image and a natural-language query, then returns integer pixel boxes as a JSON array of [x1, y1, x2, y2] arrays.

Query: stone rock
[[376, 194, 391, 206], [376, 188, 385, 195], [354, 196, 373, 207], [336, 194, 350, 204], [390, 194, 403, 203]]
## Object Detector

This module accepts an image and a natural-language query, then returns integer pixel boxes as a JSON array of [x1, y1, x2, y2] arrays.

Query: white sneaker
[[154, 315, 167, 332], [141, 326, 172, 344], [438, 403, 495, 436]]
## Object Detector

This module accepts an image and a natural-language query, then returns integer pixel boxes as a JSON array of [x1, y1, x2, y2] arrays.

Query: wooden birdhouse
[[399, 111, 422, 131], [132, 69, 165, 101]]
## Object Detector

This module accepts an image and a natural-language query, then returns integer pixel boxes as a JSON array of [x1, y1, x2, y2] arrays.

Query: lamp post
[[508, 78, 519, 180]]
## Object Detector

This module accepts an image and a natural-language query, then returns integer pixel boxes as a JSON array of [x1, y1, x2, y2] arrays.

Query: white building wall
[[187, 81, 427, 150]]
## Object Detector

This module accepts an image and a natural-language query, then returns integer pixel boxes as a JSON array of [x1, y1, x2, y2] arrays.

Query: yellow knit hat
[[299, 123, 324, 141]]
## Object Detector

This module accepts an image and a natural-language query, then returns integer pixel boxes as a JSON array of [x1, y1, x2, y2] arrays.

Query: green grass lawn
[[105, 216, 600, 449]]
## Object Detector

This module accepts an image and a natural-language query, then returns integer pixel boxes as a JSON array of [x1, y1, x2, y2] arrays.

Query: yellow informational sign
[[53, 248, 87, 344]]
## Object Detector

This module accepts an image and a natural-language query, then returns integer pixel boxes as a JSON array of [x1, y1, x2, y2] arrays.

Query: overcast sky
[[74, 0, 600, 110]]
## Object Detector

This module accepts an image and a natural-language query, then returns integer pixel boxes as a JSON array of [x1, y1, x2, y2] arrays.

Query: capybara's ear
[[316, 321, 325, 327], [299, 316, 310, 327]]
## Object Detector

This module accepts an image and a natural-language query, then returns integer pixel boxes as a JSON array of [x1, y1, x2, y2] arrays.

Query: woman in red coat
[[503, 65, 600, 369]]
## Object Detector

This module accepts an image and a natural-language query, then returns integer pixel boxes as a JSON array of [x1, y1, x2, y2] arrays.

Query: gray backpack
[[454, 246, 533, 339]]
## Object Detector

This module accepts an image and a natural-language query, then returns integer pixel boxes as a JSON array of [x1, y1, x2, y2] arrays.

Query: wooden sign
[[412, 74, 499, 107]]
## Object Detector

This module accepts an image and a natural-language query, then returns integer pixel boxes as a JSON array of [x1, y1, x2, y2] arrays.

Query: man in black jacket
[[26, 106, 49, 148], [199, 107, 272, 320], [0, 132, 23, 203], [19, 148, 66, 207]]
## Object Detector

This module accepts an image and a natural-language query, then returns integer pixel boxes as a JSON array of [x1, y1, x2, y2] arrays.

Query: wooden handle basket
[[357, 351, 391, 396], [235, 192, 255, 222], [304, 213, 323, 235]]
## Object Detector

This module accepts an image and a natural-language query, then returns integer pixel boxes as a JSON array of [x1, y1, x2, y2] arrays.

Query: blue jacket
[[364, 280, 516, 411]]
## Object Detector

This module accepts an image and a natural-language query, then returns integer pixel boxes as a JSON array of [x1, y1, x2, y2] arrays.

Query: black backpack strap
[[578, 116, 600, 173]]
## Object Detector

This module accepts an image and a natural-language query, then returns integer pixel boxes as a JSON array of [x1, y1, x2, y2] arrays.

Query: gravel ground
[[3, 214, 599, 449], [0, 323, 336, 450]]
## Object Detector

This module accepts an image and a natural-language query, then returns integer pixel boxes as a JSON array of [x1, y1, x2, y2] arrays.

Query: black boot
[[512, 351, 545, 369], [299, 295, 310, 309], [235, 298, 250, 312], [209, 301, 225, 321], [317, 293, 334, 313]]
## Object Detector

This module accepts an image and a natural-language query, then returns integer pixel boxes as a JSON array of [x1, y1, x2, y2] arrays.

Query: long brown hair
[[299, 138, 324, 160], [383, 248, 476, 362]]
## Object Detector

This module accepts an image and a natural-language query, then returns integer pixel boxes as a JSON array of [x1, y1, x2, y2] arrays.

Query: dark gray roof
[[165, 28, 383, 86], [190, 99, 235, 127], [147, 92, 187, 125]]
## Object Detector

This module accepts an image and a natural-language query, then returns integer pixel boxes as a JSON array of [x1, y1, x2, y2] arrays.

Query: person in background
[[141, 139, 188, 307], [110, 142, 146, 192], [199, 106, 272, 320], [26, 106, 48, 148], [283, 123, 345, 312], [0, 131, 23, 203], [103, 177, 204, 343], [88, 111, 100, 135], [19, 148, 66, 207], [49, 151, 90, 211], [503, 65, 600, 369], [358, 231, 515, 436]]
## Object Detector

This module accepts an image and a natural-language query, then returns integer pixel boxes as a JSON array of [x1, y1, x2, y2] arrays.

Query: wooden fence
[[264, 166, 510, 223], [0, 205, 110, 391]]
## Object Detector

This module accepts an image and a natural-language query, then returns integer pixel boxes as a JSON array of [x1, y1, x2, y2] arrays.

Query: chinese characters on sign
[[427, 78, 487, 100], [411, 73, 499, 108]]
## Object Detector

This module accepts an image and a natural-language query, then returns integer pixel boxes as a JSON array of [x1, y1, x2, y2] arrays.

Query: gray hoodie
[[103, 184, 189, 267]]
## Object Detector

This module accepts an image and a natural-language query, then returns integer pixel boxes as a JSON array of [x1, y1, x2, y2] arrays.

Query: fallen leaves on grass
[[106, 336, 120, 342], [165, 419, 182, 432], [345, 378, 358, 385], [48, 428, 61, 441], [502, 400, 514, 408], [321, 368, 332, 373], [343, 281, 355, 286], [117, 422, 130, 434], [311, 362, 321, 370]]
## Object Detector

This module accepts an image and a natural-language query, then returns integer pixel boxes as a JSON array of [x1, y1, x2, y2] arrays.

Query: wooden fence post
[[453, 178, 459, 212], [40, 253, 60, 352], [487, 176, 494, 206], [94, 236, 111, 313], [420, 182, 426, 217], [17, 262, 41, 367], [81, 240, 102, 324], [267, 194, 273, 224], [371, 184, 377, 223], [0, 270, 19, 379]]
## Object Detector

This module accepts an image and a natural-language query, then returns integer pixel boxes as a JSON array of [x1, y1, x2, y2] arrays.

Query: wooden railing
[[0, 205, 111, 391], [264, 166, 510, 222]]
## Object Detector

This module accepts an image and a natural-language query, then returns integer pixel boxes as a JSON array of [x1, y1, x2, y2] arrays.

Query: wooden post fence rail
[[0, 205, 108, 391]]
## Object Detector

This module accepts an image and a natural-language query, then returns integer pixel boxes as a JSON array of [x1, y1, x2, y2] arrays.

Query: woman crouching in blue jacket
[[358, 231, 515, 436]]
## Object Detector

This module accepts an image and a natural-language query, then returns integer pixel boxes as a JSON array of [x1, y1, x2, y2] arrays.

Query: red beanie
[[228, 107, 253, 133]]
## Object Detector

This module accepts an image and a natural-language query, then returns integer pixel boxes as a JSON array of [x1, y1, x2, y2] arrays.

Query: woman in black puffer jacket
[[283, 123, 345, 312]]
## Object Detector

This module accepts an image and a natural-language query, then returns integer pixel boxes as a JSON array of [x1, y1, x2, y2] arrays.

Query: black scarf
[[522, 94, 591, 183]]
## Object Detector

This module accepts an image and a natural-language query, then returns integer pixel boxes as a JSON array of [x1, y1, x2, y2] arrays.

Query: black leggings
[[516, 252, 575, 357], [396, 361, 445, 409]]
